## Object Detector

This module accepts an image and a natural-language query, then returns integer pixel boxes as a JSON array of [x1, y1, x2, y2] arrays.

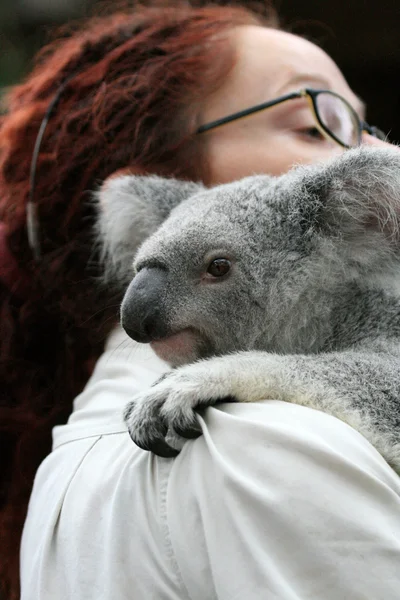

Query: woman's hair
[[0, 2, 278, 597]]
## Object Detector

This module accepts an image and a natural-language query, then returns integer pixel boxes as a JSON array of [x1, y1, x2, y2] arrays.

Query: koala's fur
[[97, 147, 400, 469]]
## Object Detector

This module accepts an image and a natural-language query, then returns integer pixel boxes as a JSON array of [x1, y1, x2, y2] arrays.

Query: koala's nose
[[121, 267, 169, 343]]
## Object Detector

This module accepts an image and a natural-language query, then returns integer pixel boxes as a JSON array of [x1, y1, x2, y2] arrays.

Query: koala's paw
[[123, 360, 235, 457]]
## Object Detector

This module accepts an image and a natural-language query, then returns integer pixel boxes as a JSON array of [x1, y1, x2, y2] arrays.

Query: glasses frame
[[196, 88, 385, 149]]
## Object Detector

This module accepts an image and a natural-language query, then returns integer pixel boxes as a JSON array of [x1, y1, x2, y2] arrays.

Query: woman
[[0, 3, 399, 599]]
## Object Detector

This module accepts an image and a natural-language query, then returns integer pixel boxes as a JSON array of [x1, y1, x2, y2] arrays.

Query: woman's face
[[200, 26, 395, 184]]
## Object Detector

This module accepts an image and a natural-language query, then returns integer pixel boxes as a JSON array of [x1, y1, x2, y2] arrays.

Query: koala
[[97, 146, 400, 471]]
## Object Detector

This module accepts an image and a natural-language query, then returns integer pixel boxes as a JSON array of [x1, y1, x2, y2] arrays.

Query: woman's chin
[[150, 328, 204, 366]]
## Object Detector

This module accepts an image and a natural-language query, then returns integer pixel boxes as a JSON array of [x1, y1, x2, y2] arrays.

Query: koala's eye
[[206, 258, 231, 278]]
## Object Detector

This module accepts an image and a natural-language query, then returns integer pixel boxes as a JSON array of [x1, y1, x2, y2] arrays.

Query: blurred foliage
[[0, 0, 95, 109]]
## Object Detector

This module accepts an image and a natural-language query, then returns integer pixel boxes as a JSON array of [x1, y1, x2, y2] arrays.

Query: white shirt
[[20, 326, 400, 599]]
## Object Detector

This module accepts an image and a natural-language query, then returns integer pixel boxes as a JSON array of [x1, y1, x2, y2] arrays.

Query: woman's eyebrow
[[275, 73, 333, 95]]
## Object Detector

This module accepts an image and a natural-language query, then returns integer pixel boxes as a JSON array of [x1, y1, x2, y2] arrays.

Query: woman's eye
[[301, 127, 326, 141], [206, 258, 231, 278]]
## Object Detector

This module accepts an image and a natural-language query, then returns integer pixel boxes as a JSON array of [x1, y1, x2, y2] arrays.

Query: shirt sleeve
[[166, 400, 400, 600]]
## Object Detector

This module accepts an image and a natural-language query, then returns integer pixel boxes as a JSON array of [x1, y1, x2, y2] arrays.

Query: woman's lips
[[150, 328, 200, 365]]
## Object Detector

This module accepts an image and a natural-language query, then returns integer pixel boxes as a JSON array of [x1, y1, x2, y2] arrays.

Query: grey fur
[[95, 175, 202, 285], [97, 146, 400, 469]]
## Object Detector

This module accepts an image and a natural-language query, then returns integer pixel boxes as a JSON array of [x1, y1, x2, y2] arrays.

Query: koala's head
[[97, 147, 400, 366]]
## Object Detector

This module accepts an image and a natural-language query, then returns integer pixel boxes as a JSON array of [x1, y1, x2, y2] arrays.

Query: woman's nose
[[361, 132, 400, 150]]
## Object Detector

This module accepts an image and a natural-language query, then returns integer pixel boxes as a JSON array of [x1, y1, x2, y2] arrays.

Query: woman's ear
[[95, 173, 204, 285]]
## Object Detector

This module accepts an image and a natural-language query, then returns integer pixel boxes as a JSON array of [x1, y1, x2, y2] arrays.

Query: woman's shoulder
[[22, 396, 400, 600], [165, 401, 400, 599], [182, 399, 400, 483], [172, 399, 400, 501]]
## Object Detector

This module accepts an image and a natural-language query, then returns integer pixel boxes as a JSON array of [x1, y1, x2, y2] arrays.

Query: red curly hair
[[0, 2, 278, 597]]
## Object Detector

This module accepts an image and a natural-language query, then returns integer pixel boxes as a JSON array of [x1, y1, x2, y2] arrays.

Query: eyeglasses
[[196, 88, 387, 149]]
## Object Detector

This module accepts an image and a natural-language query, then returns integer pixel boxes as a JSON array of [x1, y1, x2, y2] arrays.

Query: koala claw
[[123, 361, 235, 457], [123, 396, 176, 457], [139, 437, 180, 459], [173, 421, 203, 439]]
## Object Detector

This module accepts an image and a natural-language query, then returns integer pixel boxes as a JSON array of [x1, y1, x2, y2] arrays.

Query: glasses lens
[[314, 92, 360, 147]]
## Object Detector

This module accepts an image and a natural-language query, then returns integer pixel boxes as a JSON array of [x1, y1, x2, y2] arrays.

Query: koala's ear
[[295, 146, 400, 268], [95, 174, 204, 284]]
